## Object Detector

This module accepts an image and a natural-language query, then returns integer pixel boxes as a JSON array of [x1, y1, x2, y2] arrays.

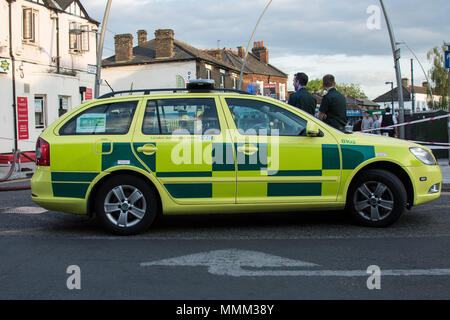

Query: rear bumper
[[31, 166, 87, 214]]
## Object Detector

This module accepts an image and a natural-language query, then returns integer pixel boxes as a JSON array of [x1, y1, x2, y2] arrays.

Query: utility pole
[[411, 59, 415, 116], [445, 42, 450, 164], [94, 0, 113, 99], [379, 0, 405, 139]]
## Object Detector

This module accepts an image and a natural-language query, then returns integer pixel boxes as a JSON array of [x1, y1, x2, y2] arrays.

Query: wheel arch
[[344, 160, 415, 209], [86, 167, 163, 218]]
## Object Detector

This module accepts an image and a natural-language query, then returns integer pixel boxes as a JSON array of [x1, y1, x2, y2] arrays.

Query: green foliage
[[306, 78, 367, 99], [427, 43, 449, 110], [306, 79, 323, 94], [336, 83, 368, 99]]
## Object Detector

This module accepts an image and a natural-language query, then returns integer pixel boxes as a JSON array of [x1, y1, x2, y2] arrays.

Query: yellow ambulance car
[[31, 80, 442, 235]]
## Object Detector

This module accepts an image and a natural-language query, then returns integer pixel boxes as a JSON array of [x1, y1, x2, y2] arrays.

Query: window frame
[[80, 25, 89, 51], [22, 7, 38, 44], [141, 98, 222, 136], [225, 98, 308, 137], [59, 100, 139, 136], [34, 95, 46, 129]]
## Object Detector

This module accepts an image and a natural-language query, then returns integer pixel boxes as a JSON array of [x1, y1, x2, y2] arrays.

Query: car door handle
[[237, 144, 259, 155], [137, 145, 158, 155]]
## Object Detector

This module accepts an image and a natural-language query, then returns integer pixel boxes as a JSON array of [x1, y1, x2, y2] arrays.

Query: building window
[[220, 74, 225, 88], [23, 7, 38, 43], [69, 23, 89, 52], [206, 69, 211, 80], [58, 96, 71, 117], [35, 95, 46, 129], [81, 25, 89, 51], [232, 77, 237, 89]]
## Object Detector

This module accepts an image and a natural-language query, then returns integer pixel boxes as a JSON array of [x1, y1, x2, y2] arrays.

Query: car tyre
[[95, 175, 158, 235], [347, 169, 407, 227]]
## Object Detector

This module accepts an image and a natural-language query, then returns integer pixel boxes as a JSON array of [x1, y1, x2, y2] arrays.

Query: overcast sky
[[80, 0, 450, 99]]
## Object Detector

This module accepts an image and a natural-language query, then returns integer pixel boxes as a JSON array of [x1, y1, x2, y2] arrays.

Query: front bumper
[[407, 164, 442, 206]]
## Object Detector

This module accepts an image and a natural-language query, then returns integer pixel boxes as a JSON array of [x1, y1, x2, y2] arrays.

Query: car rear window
[[142, 98, 221, 135], [59, 100, 138, 135]]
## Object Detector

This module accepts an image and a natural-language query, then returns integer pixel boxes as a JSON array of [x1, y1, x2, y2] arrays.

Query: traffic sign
[[445, 50, 450, 69]]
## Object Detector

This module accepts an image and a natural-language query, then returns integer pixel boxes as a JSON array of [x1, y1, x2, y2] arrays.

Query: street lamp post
[[238, 0, 273, 90], [94, 0, 113, 99], [445, 42, 450, 164], [379, 0, 405, 139], [385, 81, 394, 114], [411, 58, 415, 116]]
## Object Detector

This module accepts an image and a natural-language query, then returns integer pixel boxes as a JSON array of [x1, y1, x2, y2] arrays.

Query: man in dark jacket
[[318, 74, 347, 131], [380, 107, 396, 137], [288, 72, 316, 115]]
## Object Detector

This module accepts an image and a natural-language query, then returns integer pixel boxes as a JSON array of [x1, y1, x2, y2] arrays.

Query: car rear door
[[132, 95, 236, 205]]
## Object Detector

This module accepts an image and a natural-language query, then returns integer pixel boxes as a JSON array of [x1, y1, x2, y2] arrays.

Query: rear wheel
[[347, 169, 407, 227], [95, 175, 158, 235]]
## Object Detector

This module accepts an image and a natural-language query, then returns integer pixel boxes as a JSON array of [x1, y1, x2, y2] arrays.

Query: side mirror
[[306, 122, 322, 137]]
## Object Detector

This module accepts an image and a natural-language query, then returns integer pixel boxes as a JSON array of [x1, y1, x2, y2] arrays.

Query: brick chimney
[[137, 29, 147, 46], [155, 29, 174, 59], [252, 41, 269, 64], [401, 78, 410, 88], [206, 49, 223, 61], [237, 46, 245, 58], [114, 34, 133, 62]]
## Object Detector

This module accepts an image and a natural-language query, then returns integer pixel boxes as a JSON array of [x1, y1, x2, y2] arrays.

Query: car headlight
[[410, 147, 437, 165]]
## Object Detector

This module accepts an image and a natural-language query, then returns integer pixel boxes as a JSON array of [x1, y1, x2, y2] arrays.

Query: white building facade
[[0, 0, 98, 153]]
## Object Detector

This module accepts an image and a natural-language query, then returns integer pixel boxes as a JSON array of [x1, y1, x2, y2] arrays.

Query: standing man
[[288, 72, 317, 115], [380, 107, 397, 137], [318, 74, 348, 131], [361, 111, 373, 132]]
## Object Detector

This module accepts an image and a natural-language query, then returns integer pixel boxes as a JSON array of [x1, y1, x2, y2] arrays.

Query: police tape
[[407, 140, 450, 146], [0, 136, 36, 144], [424, 145, 450, 150], [360, 113, 450, 133]]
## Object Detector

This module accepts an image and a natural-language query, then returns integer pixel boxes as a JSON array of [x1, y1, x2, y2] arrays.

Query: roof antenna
[[104, 79, 115, 94]]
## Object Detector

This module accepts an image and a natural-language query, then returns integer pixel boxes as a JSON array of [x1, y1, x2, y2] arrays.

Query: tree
[[306, 79, 324, 94], [306, 79, 367, 99], [336, 83, 367, 99], [427, 43, 449, 110]]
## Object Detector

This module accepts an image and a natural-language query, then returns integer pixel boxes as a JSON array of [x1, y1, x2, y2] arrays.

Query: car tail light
[[36, 138, 50, 166]]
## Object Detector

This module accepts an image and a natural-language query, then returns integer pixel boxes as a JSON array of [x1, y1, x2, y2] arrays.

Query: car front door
[[220, 96, 341, 205]]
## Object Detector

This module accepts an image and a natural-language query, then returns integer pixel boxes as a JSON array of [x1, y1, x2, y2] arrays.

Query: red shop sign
[[16, 97, 29, 140]]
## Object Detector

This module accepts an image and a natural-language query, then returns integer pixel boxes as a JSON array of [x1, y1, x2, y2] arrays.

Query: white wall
[[100, 61, 197, 95], [379, 92, 441, 113], [0, 0, 98, 153]]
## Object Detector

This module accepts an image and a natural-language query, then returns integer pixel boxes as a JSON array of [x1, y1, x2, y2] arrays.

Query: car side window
[[225, 98, 307, 136], [142, 98, 221, 135], [60, 100, 138, 135]]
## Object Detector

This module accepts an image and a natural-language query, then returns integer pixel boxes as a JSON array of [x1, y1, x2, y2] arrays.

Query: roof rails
[[98, 88, 252, 99], [98, 79, 252, 99]]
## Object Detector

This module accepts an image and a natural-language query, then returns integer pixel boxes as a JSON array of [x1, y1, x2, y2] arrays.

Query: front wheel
[[95, 175, 158, 235], [347, 169, 407, 227]]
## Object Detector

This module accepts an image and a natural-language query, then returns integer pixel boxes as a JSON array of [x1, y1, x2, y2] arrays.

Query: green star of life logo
[[1, 60, 9, 72]]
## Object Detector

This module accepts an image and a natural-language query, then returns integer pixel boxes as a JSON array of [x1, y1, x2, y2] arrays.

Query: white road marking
[[0, 206, 48, 214], [141, 249, 450, 277]]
